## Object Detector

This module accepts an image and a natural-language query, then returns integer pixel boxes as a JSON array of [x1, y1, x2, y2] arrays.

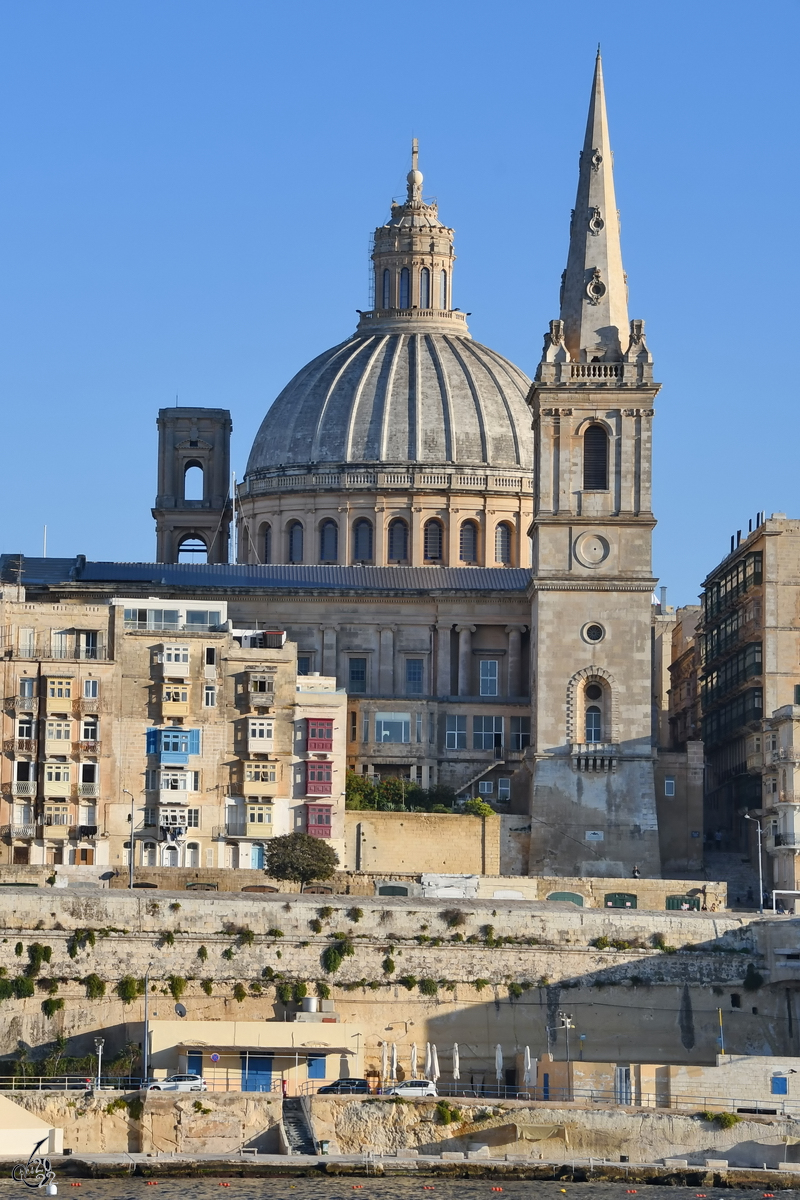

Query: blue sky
[[0, 0, 796, 606]]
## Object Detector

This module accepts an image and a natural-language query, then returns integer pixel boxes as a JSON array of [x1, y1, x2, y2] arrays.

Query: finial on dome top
[[597, 42, 601, 57], [407, 136, 424, 204]]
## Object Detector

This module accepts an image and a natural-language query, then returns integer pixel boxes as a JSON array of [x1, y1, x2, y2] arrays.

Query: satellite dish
[[175, 1003, 187, 1018]]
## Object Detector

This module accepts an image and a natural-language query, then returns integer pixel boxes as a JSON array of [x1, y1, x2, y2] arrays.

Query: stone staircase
[[281, 1097, 316, 1155], [702, 850, 761, 909]]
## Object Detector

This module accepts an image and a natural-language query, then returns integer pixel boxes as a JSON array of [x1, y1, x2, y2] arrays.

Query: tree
[[463, 798, 494, 818], [265, 833, 339, 886]]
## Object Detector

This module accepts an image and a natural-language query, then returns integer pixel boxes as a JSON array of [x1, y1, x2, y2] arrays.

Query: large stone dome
[[246, 329, 532, 478]]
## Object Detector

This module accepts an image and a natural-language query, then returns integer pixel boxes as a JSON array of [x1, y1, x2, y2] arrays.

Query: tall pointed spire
[[559, 52, 629, 361]]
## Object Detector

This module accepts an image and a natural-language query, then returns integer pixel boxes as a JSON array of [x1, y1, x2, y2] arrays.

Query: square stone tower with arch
[[152, 407, 233, 564], [524, 52, 662, 877]]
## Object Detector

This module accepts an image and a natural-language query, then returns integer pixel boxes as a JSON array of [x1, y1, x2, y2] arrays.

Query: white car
[[146, 1073, 207, 1092], [384, 1079, 438, 1098]]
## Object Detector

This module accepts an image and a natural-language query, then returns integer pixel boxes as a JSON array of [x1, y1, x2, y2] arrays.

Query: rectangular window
[[250, 675, 275, 694], [144, 807, 157, 826], [18, 628, 35, 657], [478, 780, 494, 794], [158, 771, 198, 792], [479, 660, 499, 697], [772, 1076, 789, 1095], [83, 679, 99, 699], [446, 715, 467, 750], [510, 716, 531, 750], [17, 715, 34, 740], [186, 808, 200, 828], [46, 721, 72, 742], [297, 655, 311, 676], [204, 684, 217, 708], [45, 763, 71, 783], [362, 713, 369, 744], [473, 715, 503, 750], [47, 678, 72, 700], [52, 631, 70, 660], [349, 711, 357, 742], [307, 803, 333, 834], [78, 631, 98, 660], [44, 804, 70, 826], [349, 657, 367, 694], [124, 608, 180, 631], [19, 678, 34, 698], [405, 659, 424, 695], [664, 777, 676, 797], [248, 719, 274, 741], [162, 685, 188, 703], [186, 610, 220, 631], [497, 778, 511, 801], [416, 713, 422, 743], [308, 718, 334, 750], [205, 647, 216, 666], [81, 717, 99, 742], [307, 1055, 326, 1080], [375, 712, 411, 744], [244, 764, 276, 783], [306, 764, 333, 795], [247, 804, 273, 825], [163, 645, 189, 665], [80, 763, 97, 784]]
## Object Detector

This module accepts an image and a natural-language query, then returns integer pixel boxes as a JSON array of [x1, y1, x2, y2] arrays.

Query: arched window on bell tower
[[583, 424, 609, 491], [420, 268, 430, 309], [382, 269, 391, 309], [439, 269, 447, 310]]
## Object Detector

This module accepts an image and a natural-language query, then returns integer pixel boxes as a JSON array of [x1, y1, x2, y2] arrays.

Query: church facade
[[1, 56, 676, 878]]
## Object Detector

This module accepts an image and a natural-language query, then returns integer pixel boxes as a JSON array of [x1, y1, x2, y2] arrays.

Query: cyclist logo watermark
[[11, 1137, 56, 1189]]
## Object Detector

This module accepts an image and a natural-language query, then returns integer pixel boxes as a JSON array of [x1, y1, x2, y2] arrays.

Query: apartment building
[[0, 588, 345, 872]]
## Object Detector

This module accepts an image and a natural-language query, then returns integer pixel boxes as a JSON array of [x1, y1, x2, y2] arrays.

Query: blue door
[[251, 844, 264, 869], [187, 1052, 203, 1075], [241, 1054, 273, 1093]]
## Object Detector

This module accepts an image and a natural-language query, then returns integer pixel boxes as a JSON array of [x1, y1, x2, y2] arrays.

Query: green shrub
[[292, 982, 308, 1004], [398, 975, 417, 991], [197, 946, 208, 963], [346, 907, 363, 923], [116, 976, 140, 1004], [41, 997, 63, 1018], [192, 1099, 212, 1115], [201, 980, 213, 996], [13, 976, 34, 999], [276, 983, 293, 1004], [699, 1110, 740, 1129], [222, 947, 235, 961], [651, 933, 676, 953], [436, 1100, 462, 1124], [592, 935, 610, 949], [250, 981, 262, 994], [127, 1098, 144, 1121], [450, 933, 464, 943], [168, 976, 187, 1002], [473, 979, 490, 991], [441, 909, 466, 928], [464, 799, 494, 818], [318, 906, 335, 920], [14, 942, 22, 957], [309, 918, 323, 934], [418, 977, 438, 997], [160, 931, 175, 948], [316, 981, 331, 1000], [266, 928, 284, 939], [743, 963, 764, 991], [169, 902, 181, 912], [262, 966, 275, 982], [508, 982, 524, 1000], [67, 929, 96, 959], [84, 974, 106, 1000], [382, 956, 395, 975], [232, 983, 247, 1002], [321, 934, 354, 974], [25, 943, 52, 977], [238, 928, 255, 947]]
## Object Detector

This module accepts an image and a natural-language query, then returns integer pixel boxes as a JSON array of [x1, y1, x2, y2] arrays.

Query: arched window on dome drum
[[352, 518, 373, 562], [319, 519, 338, 562], [459, 520, 478, 563], [262, 524, 272, 564], [382, 269, 391, 309], [585, 705, 602, 743], [399, 267, 410, 310], [495, 522, 512, 565], [388, 518, 409, 562], [424, 519, 443, 561], [420, 267, 430, 309], [583, 424, 609, 490], [439, 269, 447, 310], [288, 521, 304, 563]]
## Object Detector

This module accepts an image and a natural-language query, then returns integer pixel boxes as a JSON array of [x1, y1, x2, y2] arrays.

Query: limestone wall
[[343, 812, 500, 875]]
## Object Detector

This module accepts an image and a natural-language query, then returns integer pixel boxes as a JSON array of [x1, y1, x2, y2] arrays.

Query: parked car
[[317, 1078, 372, 1095], [383, 1079, 437, 1098], [146, 1073, 207, 1092]]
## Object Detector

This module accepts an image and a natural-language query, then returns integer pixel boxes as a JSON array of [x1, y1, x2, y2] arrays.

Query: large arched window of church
[[424, 519, 443, 561], [382, 269, 391, 309], [288, 521, 304, 563], [495, 522, 512, 564], [585, 705, 602, 743], [177, 535, 208, 563], [420, 267, 430, 309], [183, 462, 203, 501], [388, 518, 408, 562], [439, 269, 447, 309], [353, 518, 373, 562], [399, 267, 410, 310], [258, 523, 272, 564], [583, 424, 609, 490], [319, 519, 338, 562], [459, 520, 478, 563]]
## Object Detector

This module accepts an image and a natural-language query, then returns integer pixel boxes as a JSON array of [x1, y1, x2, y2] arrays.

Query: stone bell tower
[[526, 53, 662, 878], [153, 407, 233, 564]]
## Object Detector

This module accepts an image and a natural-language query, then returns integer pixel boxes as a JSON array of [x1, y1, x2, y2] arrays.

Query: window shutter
[[146, 728, 158, 754], [188, 729, 201, 755]]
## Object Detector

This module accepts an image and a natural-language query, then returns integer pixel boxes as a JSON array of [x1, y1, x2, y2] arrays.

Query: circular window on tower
[[585, 683, 603, 700], [582, 622, 605, 644]]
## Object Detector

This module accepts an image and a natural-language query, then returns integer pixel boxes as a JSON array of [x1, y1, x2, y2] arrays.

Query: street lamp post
[[94, 1037, 104, 1091], [558, 1011, 574, 1101], [123, 789, 135, 889], [745, 812, 764, 913]]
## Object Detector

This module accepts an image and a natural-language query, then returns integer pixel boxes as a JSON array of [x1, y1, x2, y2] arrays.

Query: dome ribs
[[378, 335, 404, 463], [344, 334, 390, 463], [423, 333, 454, 463], [459, 339, 526, 469], [309, 336, 378, 463], [440, 335, 488, 465]]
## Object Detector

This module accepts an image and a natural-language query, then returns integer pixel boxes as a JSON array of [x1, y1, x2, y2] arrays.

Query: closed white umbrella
[[452, 1043, 460, 1081], [391, 1042, 397, 1081], [424, 1042, 432, 1079], [523, 1046, 532, 1085], [381, 1041, 388, 1082], [495, 1044, 503, 1083], [431, 1044, 440, 1083], [410, 1042, 418, 1079]]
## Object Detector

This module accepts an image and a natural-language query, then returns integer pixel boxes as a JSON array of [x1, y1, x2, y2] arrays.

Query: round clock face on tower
[[574, 532, 610, 567]]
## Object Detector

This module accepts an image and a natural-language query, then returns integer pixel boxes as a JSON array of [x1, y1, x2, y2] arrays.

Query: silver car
[[146, 1073, 207, 1092], [384, 1079, 438, 1098]]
